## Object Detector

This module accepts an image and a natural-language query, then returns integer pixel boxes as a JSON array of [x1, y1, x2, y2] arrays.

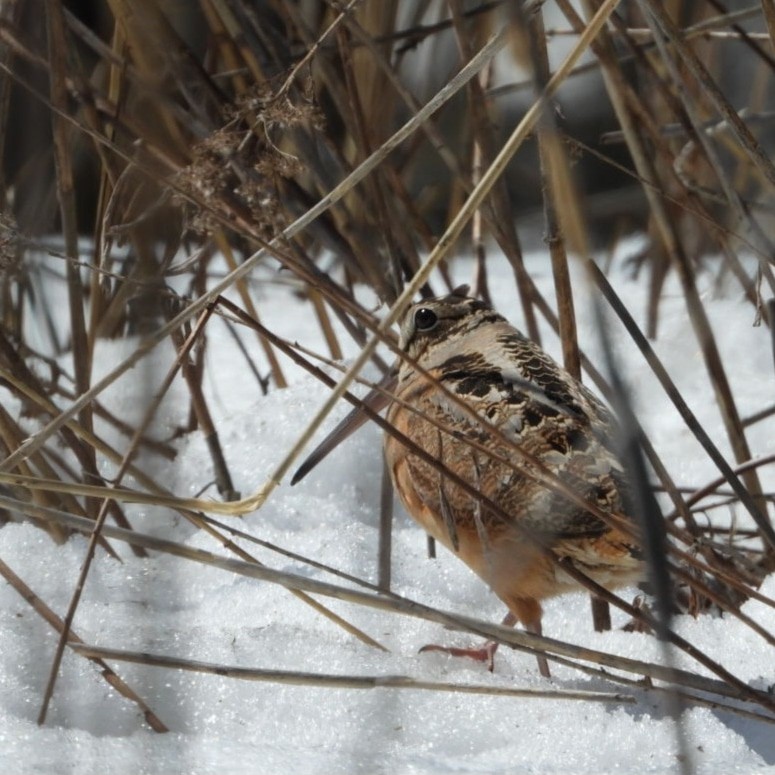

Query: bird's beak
[[290, 369, 398, 485]]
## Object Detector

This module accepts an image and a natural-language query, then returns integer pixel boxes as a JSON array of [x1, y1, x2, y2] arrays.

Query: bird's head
[[398, 286, 505, 364]]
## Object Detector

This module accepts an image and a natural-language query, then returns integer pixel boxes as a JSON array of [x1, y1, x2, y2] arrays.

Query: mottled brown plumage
[[383, 290, 642, 674], [293, 288, 643, 676]]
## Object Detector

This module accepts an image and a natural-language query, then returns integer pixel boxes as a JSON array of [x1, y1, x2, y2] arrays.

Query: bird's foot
[[419, 640, 551, 678], [419, 640, 500, 672]]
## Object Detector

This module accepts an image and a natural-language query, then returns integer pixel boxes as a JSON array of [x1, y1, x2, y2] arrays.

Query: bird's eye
[[414, 307, 438, 332]]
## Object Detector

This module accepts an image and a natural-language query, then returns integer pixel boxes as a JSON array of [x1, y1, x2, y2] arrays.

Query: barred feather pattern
[[384, 290, 643, 627]]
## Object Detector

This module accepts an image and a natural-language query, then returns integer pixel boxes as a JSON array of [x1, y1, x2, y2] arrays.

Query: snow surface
[[1, 243, 774, 774]]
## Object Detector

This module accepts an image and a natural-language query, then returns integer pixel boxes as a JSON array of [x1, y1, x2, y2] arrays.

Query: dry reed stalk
[[447, 0, 495, 305], [68, 642, 638, 704], [74, 635, 770, 722], [377, 454, 394, 591], [44, 1, 95, 519], [170, 326, 239, 501], [0, 1, 17, 196]]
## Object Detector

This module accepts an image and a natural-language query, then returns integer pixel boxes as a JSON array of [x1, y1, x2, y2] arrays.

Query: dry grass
[[1, 0, 774, 749]]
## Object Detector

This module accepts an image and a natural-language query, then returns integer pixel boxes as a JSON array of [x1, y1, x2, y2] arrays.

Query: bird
[[293, 286, 643, 676]]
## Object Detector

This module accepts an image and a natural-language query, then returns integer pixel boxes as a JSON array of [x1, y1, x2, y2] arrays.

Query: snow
[[1, 244, 774, 774]]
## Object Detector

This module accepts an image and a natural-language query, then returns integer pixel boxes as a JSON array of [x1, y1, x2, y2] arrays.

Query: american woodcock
[[293, 287, 643, 676]]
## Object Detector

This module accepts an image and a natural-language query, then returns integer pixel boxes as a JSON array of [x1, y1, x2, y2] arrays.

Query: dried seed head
[[173, 76, 323, 240]]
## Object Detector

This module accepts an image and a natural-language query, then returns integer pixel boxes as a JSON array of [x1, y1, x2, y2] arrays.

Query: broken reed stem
[[378, 453, 393, 592], [308, 287, 344, 362], [447, 0, 492, 303], [45, 0, 93, 449], [170, 325, 239, 501], [60, 644, 775, 722], [445, 1, 537, 336]]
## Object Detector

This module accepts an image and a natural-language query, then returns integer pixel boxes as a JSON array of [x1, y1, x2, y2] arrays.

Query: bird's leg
[[523, 617, 550, 678], [590, 595, 612, 632], [419, 611, 517, 672], [510, 597, 550, 678]]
